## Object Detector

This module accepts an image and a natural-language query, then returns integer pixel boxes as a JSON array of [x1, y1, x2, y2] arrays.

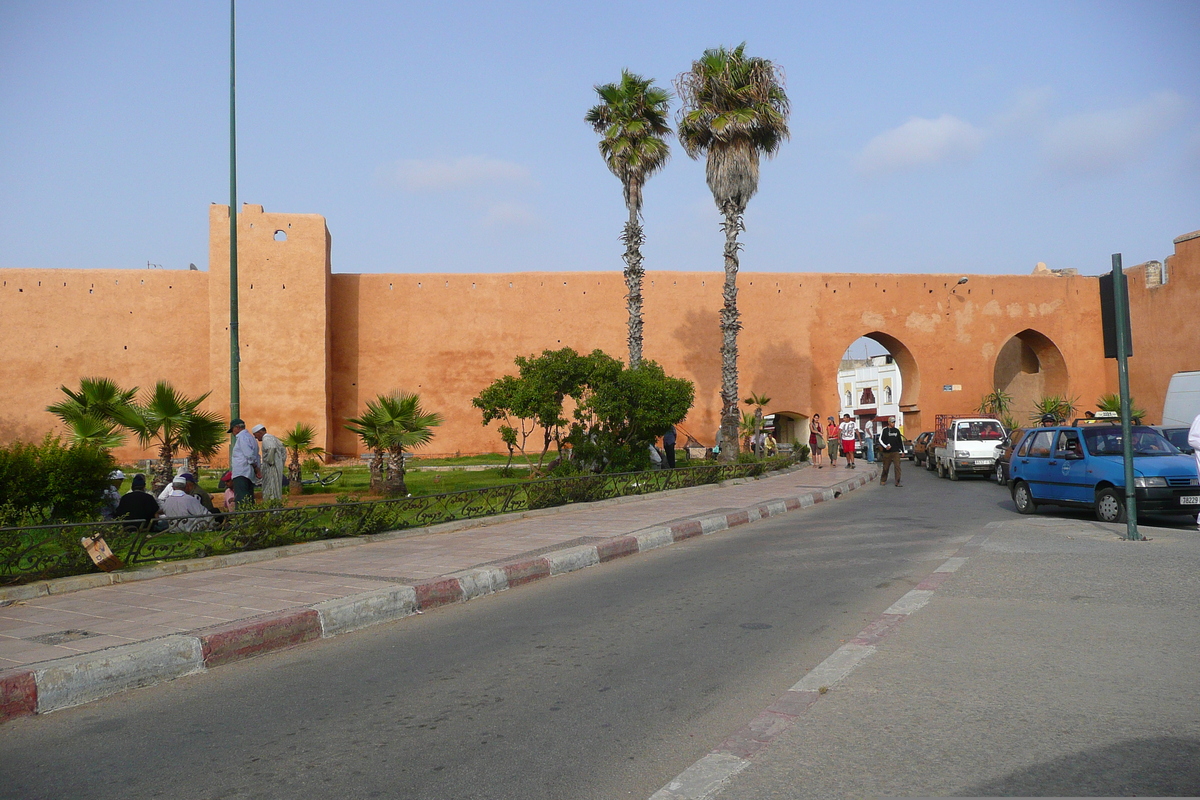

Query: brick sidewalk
[[1, 461, 879, 721]]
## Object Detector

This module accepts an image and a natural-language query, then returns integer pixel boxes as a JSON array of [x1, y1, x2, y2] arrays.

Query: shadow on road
[[958, 736, 1200, 797]]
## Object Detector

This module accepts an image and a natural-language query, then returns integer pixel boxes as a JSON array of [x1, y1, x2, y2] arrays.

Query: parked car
[[932, 416, 1006, 480], [993, 427, 1028, 486], [1008, 423, 1200, 523], [911, 431, 934, 465], [1155, 426, 1194, 455]]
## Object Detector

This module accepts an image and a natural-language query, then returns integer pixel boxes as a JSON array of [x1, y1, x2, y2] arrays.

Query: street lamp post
[[229, 0, 241, 433]]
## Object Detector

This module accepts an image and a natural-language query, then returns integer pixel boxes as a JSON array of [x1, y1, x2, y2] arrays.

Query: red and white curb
[[0, 469, 877, 725], [649, 554, 969, 800]]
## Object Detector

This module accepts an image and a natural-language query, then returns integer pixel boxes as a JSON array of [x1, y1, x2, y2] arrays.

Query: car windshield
[[1162, 429, 1191, 451], [955, 421, 1004, 441], [1083, 426, 1180, 456]]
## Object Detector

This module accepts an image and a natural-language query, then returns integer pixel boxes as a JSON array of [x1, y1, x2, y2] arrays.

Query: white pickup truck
[[930, 416, 1007, 481]]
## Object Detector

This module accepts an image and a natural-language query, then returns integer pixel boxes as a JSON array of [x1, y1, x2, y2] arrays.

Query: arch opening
[[993, 329, 1068, 424], [836, 332, 922, 435]]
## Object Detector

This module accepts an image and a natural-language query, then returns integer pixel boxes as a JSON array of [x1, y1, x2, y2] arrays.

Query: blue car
[[1008, 424, 1200, 523]]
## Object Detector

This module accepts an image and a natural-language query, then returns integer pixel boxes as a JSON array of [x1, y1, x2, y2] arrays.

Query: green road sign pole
[[229, 0, 240, 453], [1111, 254, 1139, 540]]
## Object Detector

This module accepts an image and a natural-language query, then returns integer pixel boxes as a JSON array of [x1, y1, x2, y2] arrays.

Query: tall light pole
[[229, 0, 241, 430]]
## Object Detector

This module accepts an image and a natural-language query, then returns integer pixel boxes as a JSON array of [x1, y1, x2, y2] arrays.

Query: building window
[[884, 386, 893, 404], [844, 391, 852, 407], [860, 387, 876, 405]]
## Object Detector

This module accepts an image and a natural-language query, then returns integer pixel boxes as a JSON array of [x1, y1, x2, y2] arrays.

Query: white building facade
[[837, 355, 904, 437]]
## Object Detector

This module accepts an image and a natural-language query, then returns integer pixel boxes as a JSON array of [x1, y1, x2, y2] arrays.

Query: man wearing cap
[[162, 473, 212, 532], [878, 416, 904, 487], [253, 424, 287, 501], [228, 418, 261, 505]]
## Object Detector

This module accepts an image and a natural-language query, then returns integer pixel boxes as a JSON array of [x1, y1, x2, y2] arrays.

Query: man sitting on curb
[[878, 416, 903, 487], [115, 473, 167, 531]]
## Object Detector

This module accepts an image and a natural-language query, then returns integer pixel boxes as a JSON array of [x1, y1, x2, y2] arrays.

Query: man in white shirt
[[228, 418, 261, 505], [839, 414, 858, 469], [1188, 412, 1200, 478], [162, 473, 212, 532]]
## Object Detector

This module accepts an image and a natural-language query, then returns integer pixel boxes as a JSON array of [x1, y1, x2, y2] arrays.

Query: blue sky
[[2, 1, 1197, 278]]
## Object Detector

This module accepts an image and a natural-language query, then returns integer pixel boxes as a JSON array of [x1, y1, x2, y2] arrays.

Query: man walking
[[253, 424, 287, 501], [879, 415, 903, 487], [228, 418, 261, 505], [663, 425, 677, 469], [839, 413, 857, 469]]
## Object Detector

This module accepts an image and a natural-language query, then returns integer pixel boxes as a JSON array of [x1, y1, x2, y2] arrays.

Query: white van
[[1162, 371, 1200, 427]]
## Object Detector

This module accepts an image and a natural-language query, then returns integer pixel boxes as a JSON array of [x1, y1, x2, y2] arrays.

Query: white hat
[[252, 423, 266, 433], [109, 470, 125, 480]]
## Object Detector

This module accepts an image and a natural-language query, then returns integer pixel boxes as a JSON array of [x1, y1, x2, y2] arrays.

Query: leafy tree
[[676, 43, 789, 461], [281, 423, 327, 487], [345, 392, 442, 495], [473, 348, 594, 473], [586, 70, 672, 368], [110, 381, 213, 494], [46, 377, 138, 449], [566, 354, 694, 473]]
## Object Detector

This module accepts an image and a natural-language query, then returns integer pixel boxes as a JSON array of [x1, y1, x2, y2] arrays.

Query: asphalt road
[[0, 467, 1109, 799]]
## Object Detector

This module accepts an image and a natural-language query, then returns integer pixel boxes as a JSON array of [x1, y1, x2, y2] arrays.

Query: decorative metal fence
[[0, 458, 795, 586]]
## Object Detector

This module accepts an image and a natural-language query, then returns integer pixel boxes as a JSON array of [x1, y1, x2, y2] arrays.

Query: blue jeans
[[865, 437, 875, 463]]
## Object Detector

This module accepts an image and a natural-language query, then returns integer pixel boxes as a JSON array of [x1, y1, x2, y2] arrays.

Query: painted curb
[[1, 467, 878, 724]]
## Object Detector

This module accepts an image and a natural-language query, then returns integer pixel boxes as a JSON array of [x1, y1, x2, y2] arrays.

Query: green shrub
[[0, 435, 115, 525]]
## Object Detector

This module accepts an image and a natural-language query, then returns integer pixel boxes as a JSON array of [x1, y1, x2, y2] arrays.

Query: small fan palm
[[46, 377, 138, 449], [112, 381, 212, 493], [586, 70, 672, 368], [181, 408, 229, 480], [744, 392, 771, 457], [346, 392, 442, 495], [677, 43, 789, 461], [281, 423, 327, 487]]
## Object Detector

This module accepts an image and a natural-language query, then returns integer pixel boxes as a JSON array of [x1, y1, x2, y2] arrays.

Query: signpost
[[1103, 254, 1139, 540]]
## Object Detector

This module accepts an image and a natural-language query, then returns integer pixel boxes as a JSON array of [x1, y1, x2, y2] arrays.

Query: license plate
[[1182, 495, 1200, 506], [975, 459, 995, 466]]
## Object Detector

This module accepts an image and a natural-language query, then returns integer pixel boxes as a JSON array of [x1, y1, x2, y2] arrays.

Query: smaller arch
[[993, 329, 1069, 421]]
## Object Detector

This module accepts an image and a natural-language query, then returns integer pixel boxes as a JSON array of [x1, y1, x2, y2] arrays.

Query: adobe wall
[[2, 206, 1196, 463]]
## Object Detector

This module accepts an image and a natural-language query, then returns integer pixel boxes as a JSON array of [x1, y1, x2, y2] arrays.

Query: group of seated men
[[111, 472, 221, 532]]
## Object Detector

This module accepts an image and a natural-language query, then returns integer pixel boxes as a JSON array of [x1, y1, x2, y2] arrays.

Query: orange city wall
[[2, 204, 1197, 463]]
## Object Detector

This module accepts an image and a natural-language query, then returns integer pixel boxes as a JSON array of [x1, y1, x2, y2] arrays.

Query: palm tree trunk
[[288, 449, 302, 487], [368, 448, 384, 494], [622, 204, 645, 369], [385, 449, 408, 495], [153, 443, 175, 494], [718, 207, 744, 462]]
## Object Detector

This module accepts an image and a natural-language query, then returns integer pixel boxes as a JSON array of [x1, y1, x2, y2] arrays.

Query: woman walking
[[809, 415, 824, 468], [826, 416, 841, 467]]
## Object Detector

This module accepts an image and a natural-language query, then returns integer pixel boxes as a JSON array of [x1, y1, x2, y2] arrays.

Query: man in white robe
[[253, 424, 288, 501]]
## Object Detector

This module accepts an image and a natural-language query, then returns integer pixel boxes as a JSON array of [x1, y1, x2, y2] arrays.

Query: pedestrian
[[878, 416, 904, 487], [253, 424, 287, 501], [840, 413, 858, 469], [765, 429, 778, 457], [228, 418, 261, 505], [1188, 412, 1200, 479], [663, 425, 677, 469], [162, 473, 213, 532], [809, 415, 824, 468], [219, 470, 237, 511], [863, 419, 876, 463], [826, 416, 841, 467]]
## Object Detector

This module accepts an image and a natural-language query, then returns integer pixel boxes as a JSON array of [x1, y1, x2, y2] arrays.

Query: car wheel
[[1095, 488, 1126, 524], [995, 461, 1007, 486], [1013, 481, 1037, 514], [948, 460, 959, 481], [926, 455, 936, 471]]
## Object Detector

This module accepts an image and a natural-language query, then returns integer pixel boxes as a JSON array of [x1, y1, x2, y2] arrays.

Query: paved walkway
[[0, 461, 879, 721]]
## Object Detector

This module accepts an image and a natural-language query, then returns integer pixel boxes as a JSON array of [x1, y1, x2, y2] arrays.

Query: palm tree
[[743, 391, 771, 457], [112, 381, 212, 493], [676, 44, 789, 461], [281, 423, 327, 488], [586, 70, 672, 368], [345, 392, 442, 495], [1096, 393, 1146, 424], [46, 377, 138, 449], [181, 408, 229, 482]]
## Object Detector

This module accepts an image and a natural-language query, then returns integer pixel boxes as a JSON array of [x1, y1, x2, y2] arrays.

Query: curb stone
[[0, 467, 877, 725]]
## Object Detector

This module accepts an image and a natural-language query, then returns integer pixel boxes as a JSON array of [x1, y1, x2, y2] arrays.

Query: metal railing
[[0, 458, 795, 586]]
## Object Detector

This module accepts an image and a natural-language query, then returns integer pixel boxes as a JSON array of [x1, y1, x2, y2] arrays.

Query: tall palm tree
[[112, 381, 212, 493], [676, 44, 789, 461], [46, 377, 138, 449], [586, 70, 672, 368], [281, 423, 326, 488], [346, 392, 442, 495]]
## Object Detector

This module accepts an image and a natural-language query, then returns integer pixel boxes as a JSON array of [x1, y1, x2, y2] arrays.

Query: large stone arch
[[835, 331, 923, 434], [993, 329, 1069, 421]]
